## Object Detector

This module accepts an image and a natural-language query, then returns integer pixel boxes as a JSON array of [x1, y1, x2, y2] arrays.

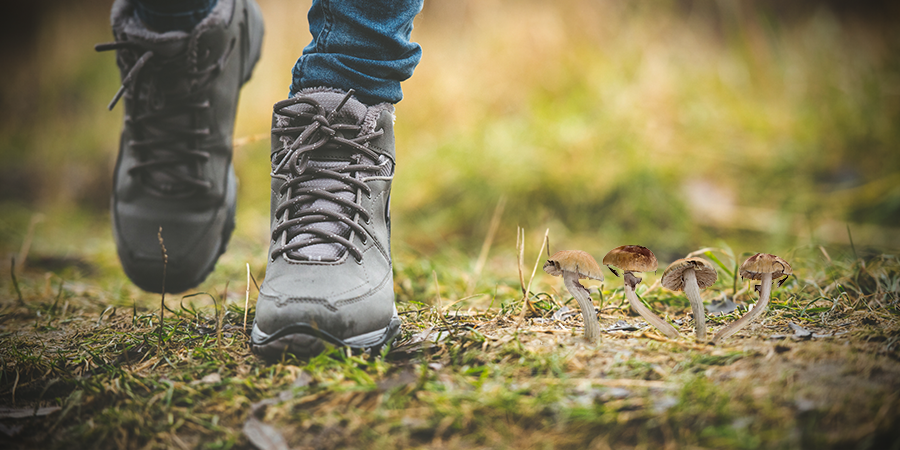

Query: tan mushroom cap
[[661, 257, 718, 291], [739, 253, 792, 280], [602, 245, 658, 273], [543, 250, 604, 281]]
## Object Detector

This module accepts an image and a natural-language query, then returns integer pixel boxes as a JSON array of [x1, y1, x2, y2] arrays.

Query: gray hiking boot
[[251, 88, 401, 359], [97, 0, 264, 293]]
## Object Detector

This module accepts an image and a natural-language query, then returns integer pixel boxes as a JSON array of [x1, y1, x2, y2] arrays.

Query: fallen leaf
[[707, 297, 738, 315], [243, 416, 289, 450], [190, 373, 222, 385], [552, 306, 575, 321], [0, 423, 24, 437], [789, 322, 812, 339], [605, 320, 643, 332], [0, 406, 61, 419]]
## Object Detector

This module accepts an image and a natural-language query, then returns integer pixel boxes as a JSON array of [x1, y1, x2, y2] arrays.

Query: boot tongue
[[282, 91, 374, 261], [292, 90, 369, 129], [120, 21, 198, 195], [121, 16, 190, 57]]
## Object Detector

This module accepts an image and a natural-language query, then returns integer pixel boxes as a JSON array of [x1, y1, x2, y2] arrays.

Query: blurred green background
[[1, 0, 899, 301]]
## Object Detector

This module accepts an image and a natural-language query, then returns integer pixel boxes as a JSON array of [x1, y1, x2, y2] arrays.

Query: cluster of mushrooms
[[542, 245, 792, 344]]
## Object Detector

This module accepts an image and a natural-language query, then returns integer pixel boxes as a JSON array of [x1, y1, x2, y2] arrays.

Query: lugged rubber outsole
[[250, 306, 402, 360]]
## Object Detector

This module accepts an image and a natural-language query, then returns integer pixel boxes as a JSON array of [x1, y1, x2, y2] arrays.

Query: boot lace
[[270, 91, 385, 262], [95, 38, 235, 197]]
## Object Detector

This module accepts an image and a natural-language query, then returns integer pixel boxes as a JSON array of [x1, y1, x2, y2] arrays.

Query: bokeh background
[[1, 0, 899, 302]]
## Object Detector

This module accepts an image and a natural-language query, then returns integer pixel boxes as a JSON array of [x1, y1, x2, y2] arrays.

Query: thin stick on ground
[[233, 132, 270, 148], [469, 195, 506, 296], [516, 227, 526, 297], [10, 257, 25, 306], [16, 213, 44, 273], [211, 291, 221, 353], [218, 282, 228, 352], [711, 273, 773, 344], [517, 228, 550, 326], [157, 227, 167, 346], [432, 270, 453, 334], [244, 263, 251, 333], [524, 228, 551, 301]]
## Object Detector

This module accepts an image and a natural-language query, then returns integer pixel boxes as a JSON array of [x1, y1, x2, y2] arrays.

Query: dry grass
[[2, 0, 900, 448], [1, 241, 899, 449]]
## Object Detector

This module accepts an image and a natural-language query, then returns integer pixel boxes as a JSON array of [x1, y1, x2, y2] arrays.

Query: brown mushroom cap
[[662, 257, 718, 291], [543, 250, 604, 281], [602, 245, 658, 273], [739, 253, 792, 280]]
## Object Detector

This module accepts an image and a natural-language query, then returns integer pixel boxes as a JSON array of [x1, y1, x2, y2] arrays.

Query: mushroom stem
[[712, 272, 772, 344], [683, 269, 706, 341], [563, 272, 601, 342], [623, 272, 679, 339]]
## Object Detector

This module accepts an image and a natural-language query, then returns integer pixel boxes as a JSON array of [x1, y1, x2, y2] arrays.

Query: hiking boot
[[97, 0, 264, 293], [251, 88, 401, 359]]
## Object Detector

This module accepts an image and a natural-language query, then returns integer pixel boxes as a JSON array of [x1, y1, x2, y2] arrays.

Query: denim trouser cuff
[[290, 0, 423, 105]]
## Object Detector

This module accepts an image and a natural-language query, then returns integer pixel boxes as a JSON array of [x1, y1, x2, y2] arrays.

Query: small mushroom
[[662, 258, 718, 341], [711, 253, 792, 344], [543, 250, 604, 342], [602, 245, 679, 339]]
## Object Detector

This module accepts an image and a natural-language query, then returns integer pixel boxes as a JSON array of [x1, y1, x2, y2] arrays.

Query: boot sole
[[249, 305, 402, 360]]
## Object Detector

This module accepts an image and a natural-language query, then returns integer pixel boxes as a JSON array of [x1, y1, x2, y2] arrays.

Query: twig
[[217, 283, 227, 353], [542, 377, 673, 389], [10, 258, 25, 306], [233, 132, 270, 148], [157, 227, 168, 346], [516, 227, 526, 297], [432, 270, 453, 334], [50, 278, 64, 315], [642, 278, 662, 296], [12, 369, 19, 406], [16, 213, 44, 273], [524, 228, 551, 302], [440, 293, 490, 312], [249, 270, 261, 292], [516, 228, 550, 327], [244, 263, 251, 334], [433, 270, 443, 310], [469, 196, 506, 296]]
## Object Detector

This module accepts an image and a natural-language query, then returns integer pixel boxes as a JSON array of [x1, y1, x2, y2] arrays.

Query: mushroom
[[662, 258, 718, 341], [543, 250, 604, 341], [602, 245, 679, 339], [711, 253, 792, 344]]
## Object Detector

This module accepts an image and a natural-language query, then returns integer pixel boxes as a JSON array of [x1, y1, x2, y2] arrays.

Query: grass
[[2, 0, 900, 448], [2, 240, 899, 448]]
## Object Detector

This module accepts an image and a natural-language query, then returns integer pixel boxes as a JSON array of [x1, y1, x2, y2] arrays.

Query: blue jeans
[[292, 0, 423, 105], [132, 0, 422, 105]]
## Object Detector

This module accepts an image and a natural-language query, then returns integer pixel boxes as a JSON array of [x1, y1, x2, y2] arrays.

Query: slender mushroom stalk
[[711, 253, 791, 344], [603, 245, 679, 339], [711, 273, 771, 344], [623, 271, 679, 339], [543, 250, 604, 342], [683, 269, 705, 340], [562, 272, 602, 341], [662, 258, 718, 341]]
